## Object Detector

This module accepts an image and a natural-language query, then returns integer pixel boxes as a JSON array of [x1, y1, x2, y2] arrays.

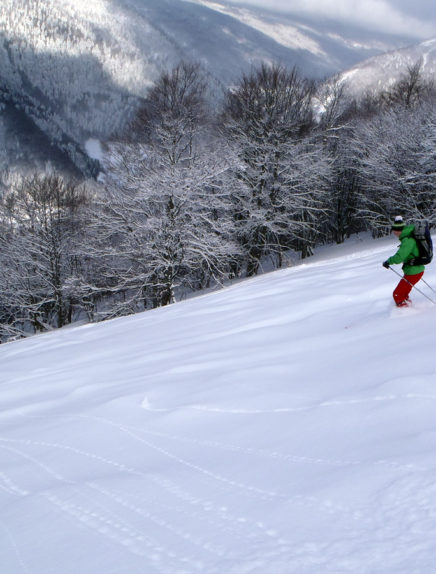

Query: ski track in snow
[[2, 408, 436, 572], [0, 520, 32, 574], [2, 421, 368, 571], [2, 410, 436, 573], [142, 391, 436, 414]]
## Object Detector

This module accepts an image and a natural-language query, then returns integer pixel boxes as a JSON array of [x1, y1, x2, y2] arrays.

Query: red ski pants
[[393, 272, 424, 307]]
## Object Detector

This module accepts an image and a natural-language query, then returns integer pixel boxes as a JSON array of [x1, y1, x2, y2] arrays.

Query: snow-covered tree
[[95, 142, 238, 313], [0, 173, 89, 339], [93, 62, 239, 314], [382, 60, 435, 109], [221, 63, 330, 272], [315, 77, 363, 244], [352, 100, 436, 231]]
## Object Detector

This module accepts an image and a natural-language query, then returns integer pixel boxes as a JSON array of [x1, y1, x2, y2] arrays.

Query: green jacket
[[387, 225, 425, 275]]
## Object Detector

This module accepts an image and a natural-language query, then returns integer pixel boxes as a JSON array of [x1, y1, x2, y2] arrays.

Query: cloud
[[228, 0, 436, 39]]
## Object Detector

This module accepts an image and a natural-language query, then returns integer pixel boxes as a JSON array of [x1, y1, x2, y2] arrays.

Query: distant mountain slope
[[185, 0, 418, 78], [0, 0, 426, 175], [339, 37, 436, 96]]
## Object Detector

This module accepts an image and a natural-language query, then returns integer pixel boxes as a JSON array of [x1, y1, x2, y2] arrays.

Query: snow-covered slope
[[2, 233, 436, 574], [340, 37, 436, 96]]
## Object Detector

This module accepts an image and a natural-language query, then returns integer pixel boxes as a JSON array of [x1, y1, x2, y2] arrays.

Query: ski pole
[[421, 277, 436, 295], [389, 266, 436, 305]]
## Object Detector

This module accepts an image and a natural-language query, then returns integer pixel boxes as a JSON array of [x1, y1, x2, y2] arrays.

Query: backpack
[[409, 221, 433, 266]]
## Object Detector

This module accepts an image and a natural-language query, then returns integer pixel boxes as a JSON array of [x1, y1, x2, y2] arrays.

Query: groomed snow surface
[[1, 233, 436, 574]]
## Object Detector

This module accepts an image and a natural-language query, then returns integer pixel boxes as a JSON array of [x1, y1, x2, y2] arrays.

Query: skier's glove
[[382, 260, 390, 269]]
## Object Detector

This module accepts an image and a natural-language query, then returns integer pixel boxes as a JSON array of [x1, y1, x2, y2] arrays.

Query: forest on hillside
[[1, 58, 435, 342]]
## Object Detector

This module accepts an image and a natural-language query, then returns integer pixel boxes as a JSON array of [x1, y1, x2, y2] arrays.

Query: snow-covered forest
[[1, 55, 436, 342]]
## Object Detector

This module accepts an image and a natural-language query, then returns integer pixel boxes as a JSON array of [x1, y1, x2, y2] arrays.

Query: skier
[[382, 216, 425, 307]]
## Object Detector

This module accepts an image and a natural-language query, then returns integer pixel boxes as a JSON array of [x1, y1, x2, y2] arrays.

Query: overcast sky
[[229, 0, 436, 39]]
